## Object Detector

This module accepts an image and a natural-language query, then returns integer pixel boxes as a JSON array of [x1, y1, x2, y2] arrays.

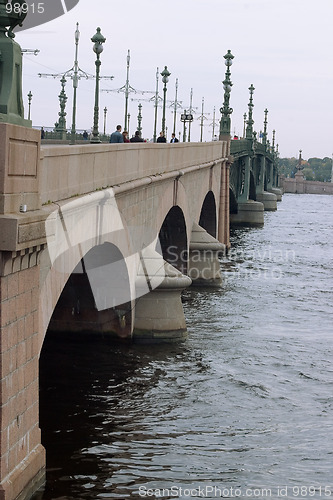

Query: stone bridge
[[0, 122, 230, 500]]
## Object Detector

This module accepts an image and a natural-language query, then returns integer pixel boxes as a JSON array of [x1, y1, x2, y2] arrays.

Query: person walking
[[110, 125, 124, 143], [170, 133, 179, 143], [122, 131, 130, 143], [130, 131, 144, 143], [157, 131, 166, 143]]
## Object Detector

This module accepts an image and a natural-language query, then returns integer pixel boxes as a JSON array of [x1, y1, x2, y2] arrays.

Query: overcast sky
[[16, 0, 332, 159]]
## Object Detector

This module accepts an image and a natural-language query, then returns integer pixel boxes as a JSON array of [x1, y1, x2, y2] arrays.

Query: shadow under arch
[[264, 161, 271, 191], [157, 206, 187, 274], [199, 191, 217, 238], [47, 242, 132, 341], [249, 170, 256, 201], [230, 188, 238, 214]]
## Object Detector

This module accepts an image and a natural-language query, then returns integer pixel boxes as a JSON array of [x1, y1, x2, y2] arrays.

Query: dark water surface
[[33, 194, 333, 500]]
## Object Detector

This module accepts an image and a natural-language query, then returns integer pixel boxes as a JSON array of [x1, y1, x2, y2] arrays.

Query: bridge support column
[[133, 248, 191, 342], [267, 187, 282, 201], [188, 223, 225, 287], [256, 191, 277, 211], [265, 162, 282, 200], [0, 251, 45, 500], [230, 200, 264, 226], [0, 122, 45, 499], [218, 157, 230, 248], [256, 156, 277, 211], [233, 154, 264, 226]]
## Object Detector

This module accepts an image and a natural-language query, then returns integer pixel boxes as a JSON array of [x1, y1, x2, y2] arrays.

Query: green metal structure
[[0, 0, 31, 126]]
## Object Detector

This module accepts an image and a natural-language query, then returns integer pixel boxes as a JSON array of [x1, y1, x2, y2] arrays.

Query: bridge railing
[[230, 139, 252, 157], [40, 141, 228, 205]]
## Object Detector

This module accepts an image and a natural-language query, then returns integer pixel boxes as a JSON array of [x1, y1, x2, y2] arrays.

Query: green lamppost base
[[0, 1, 31, 127], [0, 113, 31, 127]]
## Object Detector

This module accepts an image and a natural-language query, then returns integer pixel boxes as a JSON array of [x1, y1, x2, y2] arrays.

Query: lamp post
[[180, 110, 193, 142], [124, 50, 130, 131], [188, 88, 194, 142], [90, 27, 106, 143], [57, 75, 68, 141], [137, 103, 142, 135], [198, 97, 210, 142], [243, 112, 247, 138], [262, 108, 268, 150], [219, 49, 234, 140], [173, 77, 179, 136], [272, 129, 276, 153], [103, 106, 107, 136], [70, 22, 80, 144], [153, 67, 159, 142], [245, 84, 255, 140], [127, 113, 131, 137], [27, 90, 32, 121], [209, 106, 219, 141], [161, 66, 170, 137]]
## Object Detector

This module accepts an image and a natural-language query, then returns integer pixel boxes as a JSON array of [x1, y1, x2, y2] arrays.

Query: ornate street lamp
[[90, 27, 105, 143], [219, 49, 234, 139], [57, 75, 68, 140], [161, 66, 170, 137], [272, 129, 276, 153], [103, 106, 107, 135], [27, 90, 32, 121], [243, 113, 247, 138], [262, 108, 268, 150], [245, 84, 255, 140], [137, 103, 142, 135]]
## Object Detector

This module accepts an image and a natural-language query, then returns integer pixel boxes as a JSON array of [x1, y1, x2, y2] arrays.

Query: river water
[[33, 193, 333, 500]]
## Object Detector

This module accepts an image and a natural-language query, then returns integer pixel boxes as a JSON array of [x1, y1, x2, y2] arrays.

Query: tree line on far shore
[[279, 157, 332, 182]]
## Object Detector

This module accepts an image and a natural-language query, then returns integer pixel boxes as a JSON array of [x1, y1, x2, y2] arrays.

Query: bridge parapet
[[0, 126, 228, 253], [40, 141, 228, 205]]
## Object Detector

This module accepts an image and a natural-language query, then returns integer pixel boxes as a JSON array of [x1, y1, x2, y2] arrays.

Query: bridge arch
[[39, 190, 137, 351], [199, 191, 217, 238], [157, 205, 188, 274], [47, 242, 132, 340]]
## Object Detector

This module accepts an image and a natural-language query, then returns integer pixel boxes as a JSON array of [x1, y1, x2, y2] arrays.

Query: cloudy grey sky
[[16, 0, 332, 159]]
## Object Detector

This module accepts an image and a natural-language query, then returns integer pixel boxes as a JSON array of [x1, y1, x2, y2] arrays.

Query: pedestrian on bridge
[[157, 131, 166, 143], [122, 131, 130, 143], [130, 131, 145, 142], [110, 125, 124, 143]]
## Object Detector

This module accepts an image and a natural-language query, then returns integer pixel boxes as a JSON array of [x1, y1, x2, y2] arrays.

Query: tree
[[279, 156, 332, 182]]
